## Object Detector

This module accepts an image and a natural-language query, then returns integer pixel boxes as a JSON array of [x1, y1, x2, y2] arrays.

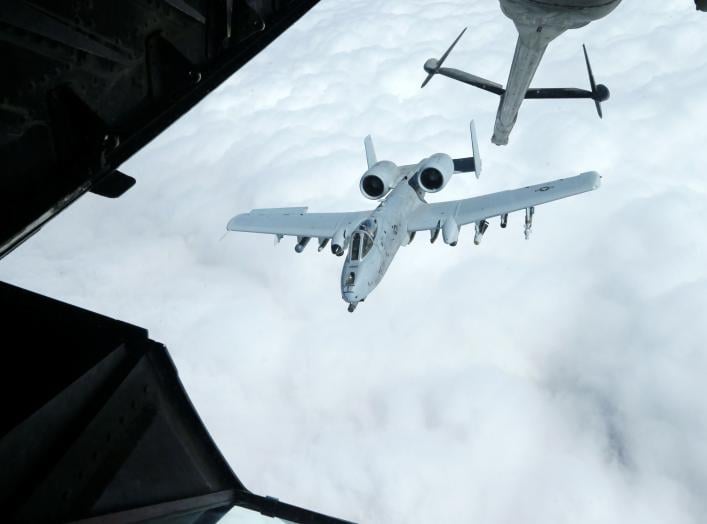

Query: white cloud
[[2, 1, 707, 522]]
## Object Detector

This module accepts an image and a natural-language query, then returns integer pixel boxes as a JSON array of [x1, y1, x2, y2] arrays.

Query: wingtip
[[581, 171, 602, 189]]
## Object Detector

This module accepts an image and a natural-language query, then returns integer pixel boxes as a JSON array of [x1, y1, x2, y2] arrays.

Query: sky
[[2, 1, 707, 522]]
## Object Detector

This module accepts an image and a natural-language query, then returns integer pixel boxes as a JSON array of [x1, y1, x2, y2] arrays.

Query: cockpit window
[[358, 218, 378, 238], [345, 272, 355, 286], [350, 223, 376, 261], [350, 233, 361, 261], [362, 235, 373, 257]]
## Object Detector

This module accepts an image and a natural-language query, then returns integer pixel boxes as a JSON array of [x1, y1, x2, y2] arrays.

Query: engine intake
[[360, 160, 399, 200], [417, 153, 454, 193]]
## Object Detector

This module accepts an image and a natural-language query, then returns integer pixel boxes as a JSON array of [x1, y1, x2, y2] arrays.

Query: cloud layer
[[2, 1, 707, 522]]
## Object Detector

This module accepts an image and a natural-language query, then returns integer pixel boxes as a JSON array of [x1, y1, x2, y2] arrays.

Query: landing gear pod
[[443, 218, 460, 246], [331, 228, 347, 256]]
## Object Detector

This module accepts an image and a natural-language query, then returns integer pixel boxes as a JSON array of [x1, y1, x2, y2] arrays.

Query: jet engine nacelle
[[360, 160, 399, 200], [417, 153, 454, 193]]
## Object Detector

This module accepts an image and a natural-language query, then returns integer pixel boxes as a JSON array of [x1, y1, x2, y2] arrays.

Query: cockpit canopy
[[357, 218, 377, 237], [349, 219, 377, 262]]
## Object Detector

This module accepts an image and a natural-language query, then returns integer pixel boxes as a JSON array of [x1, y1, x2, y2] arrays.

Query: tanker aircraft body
[[227, 123, 601, 312], [422, 0, 622, 145]]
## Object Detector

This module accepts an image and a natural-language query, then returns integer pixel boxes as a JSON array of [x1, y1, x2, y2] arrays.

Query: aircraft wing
[[407, 171, 601, 232], [227, 207, 369, 239]]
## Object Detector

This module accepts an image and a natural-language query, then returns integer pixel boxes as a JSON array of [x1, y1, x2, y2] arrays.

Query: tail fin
[[364, 135, 377, 168], [583, 44, 610, 119], [421, 27, 467, 88], [452, 120, 483, 179], [470, 119, 481, 178]]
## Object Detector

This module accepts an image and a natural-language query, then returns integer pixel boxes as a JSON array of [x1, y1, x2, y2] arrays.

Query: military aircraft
[[227, 122, 601, 312], [422, 0, 622, 145]]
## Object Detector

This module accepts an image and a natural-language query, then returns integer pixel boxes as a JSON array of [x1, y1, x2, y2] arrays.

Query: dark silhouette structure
[[0, 0, 319, 259], [0, 1, 355, 522], [0, 282, 354, 524]]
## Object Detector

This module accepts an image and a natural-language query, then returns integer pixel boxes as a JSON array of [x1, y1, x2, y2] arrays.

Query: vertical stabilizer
[[470, 120, 482, 178], [452, 120, 482, 178], [364, 135, 377, 168]]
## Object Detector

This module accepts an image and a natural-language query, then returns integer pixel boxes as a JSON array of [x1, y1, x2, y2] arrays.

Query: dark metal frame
[[0, 0, 321, 258], [0, 281, 355, 524]]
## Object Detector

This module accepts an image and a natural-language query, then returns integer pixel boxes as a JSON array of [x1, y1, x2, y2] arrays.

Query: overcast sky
[[3, 1, 707, 522]]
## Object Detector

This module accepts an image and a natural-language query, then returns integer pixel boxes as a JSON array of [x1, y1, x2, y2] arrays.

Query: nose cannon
[[342, 270, 359, 312]]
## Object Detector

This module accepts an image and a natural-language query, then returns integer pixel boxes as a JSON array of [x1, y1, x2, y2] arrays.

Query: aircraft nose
[[343, 290, 359, 303]]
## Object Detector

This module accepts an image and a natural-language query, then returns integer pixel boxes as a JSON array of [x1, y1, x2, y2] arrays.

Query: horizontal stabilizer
[[453, 157, 476, 173]]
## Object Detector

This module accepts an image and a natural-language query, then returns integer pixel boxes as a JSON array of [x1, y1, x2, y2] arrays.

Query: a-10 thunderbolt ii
[[227, 122, 601, 312], [422, 0, 622, 145]]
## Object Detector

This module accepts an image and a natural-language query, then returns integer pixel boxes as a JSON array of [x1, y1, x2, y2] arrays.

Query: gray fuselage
[[493, 0, 622, 145], [341, 178, 423, 307]]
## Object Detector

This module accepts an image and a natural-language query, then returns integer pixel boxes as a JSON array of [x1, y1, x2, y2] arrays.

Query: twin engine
[[360, 153, 456, 199], [359, 160, 399, 200], [416, 153, 454, 193]]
